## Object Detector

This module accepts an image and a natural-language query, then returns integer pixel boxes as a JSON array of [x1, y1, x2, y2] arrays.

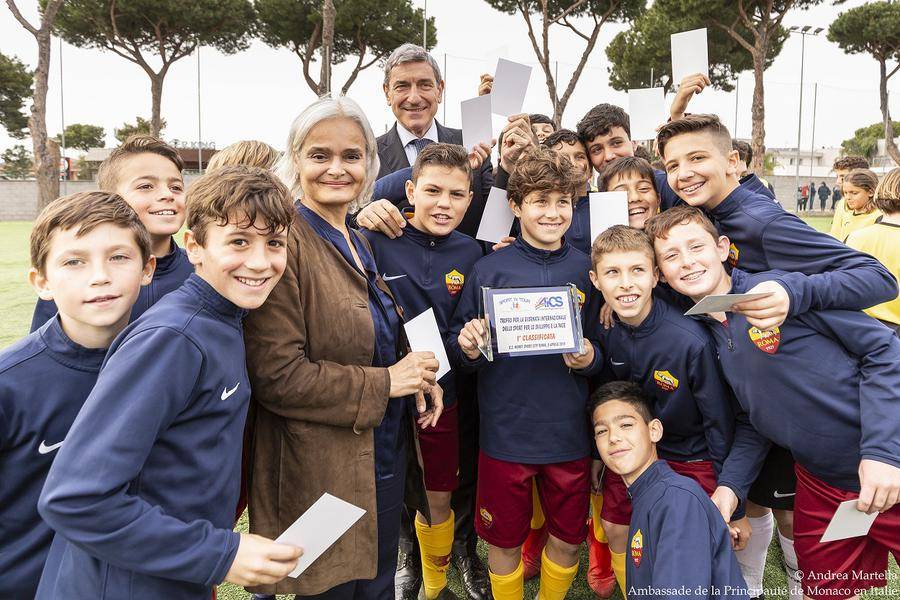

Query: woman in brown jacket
[[243, 96, 443, 599]]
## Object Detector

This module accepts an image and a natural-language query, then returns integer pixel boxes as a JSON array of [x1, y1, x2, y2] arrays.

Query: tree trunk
[[879, 59, 900, 166], [31, 27, 59, 210], [320, 0, 335, 96], [749, 47, 766, 174], [150, 73, 164, 137]]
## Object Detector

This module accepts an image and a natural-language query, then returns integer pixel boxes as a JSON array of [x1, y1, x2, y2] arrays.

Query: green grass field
[[1, 218, 896, 599]]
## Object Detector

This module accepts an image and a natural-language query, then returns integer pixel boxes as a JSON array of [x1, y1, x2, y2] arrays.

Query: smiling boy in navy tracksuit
[[0, 191, 155, 599], [451, 146, 603, 600], [588, 224, 766, 595], [361, 143, 482, 600], [653, 115, 899, 598], [647, 205, 900, 600], [36, 166, 302, 600], [30, 135, 193, 332], [591, 380, 747, 599]]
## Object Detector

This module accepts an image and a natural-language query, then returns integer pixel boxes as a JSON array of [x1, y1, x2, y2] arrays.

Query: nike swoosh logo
[[773, 491, 796, 498], [610, 360, 626, 366], [39, 440, 64, 455], [382, 274, 407, 281], [221, 383, 240, 401]]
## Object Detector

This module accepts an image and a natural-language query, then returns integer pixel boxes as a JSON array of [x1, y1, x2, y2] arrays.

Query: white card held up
[[628, 88, 666, 141], [683, 292, 773, 316], [819, 499, 879, 543], [491, 58, 532, 117], [461, 95, 494, 151], [671, 28, 709, 84], [404, 308, 451, 380], [589, 192, 629, 244], [476, 187, 515, 244], [275, 493, 366, 579]]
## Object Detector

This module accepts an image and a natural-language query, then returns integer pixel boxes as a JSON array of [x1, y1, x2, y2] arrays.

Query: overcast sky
[[1, 0, 895, 157]]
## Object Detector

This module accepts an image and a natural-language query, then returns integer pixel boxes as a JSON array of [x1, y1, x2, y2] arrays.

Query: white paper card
[[275, 493, 366, 579], [461, 95, 494, 151], [476, 187, 515, 243], [671, 28, 709, 84], [491, 58, 532, 117], [683, 292, 773, 316], [589, 192, 629, 244], [628, 88, 666, 141], [819, 499, 879, 543], [404, 308, 451, 380]]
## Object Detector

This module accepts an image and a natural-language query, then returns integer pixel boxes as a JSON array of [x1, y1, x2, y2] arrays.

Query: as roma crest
[[445, 269, 464, 296], [653, 370, 679, 392], [728, 243, 740, 268], [575, 287, 586, 308], [748, 326, 780, 354], [631, 529, 644, 567], [479, 507, 493, 529]]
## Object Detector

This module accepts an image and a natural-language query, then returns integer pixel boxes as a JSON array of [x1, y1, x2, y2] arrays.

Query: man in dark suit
[[373, 43, 493, 238], [373, 43, 492, 600]]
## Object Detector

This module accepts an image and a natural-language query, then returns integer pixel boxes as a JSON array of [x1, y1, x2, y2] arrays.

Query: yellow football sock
[[590, 493, 608, 543], [530, 479, 545, 529], [489, 559, 524, 600], [611, 550, 627, 599], [537, 549, 578, 600], [415, 511, 455, 599]]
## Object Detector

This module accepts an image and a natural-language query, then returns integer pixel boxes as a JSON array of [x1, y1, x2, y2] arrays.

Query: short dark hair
[[633, 144, 653, 162], [597, 156, 658, 194], [530, 113, 555, 127], [576, 104, 630, 143], [411, 142, 471, 183], [833, 155, 869, 171], [656, 114, 732, 159], [97, 134, 184, 191], [31, 191, 152, 275], [542, 128, 584, 151], [590, 381, 654, 423], [187, 165, 295, 246], [507, 146, 580, 207], [732, 139, 752, 165]]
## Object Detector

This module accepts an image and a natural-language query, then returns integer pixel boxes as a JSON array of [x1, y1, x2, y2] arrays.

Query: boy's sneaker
[[586, 519, 617, 598], [521, 525, 548, 579]]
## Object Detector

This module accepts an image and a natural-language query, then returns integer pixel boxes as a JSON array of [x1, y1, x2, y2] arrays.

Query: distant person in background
[[830, 169, 881, 242], [732, 140, 776, 197], [801, 184, 809, 210], [529, 114, 557, 142], [808, 182, 817, 211], [818, 181, 830, 211], [796, 187, 805, 213], [832, 183, 842, 209]]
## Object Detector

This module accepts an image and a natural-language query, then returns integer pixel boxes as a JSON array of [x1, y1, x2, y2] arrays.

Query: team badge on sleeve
[[479, 507, 493, 528], [631, 529, 644, 567], [445, 269, 464, 296], [748, 326, 780, 354], [728, 243, 740, 267], [653, 370, 679, 392]]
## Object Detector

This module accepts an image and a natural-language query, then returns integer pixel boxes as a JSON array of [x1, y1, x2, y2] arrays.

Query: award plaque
[[479, 284, 584, 360]]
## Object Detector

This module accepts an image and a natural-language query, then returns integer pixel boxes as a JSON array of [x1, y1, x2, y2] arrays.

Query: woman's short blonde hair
[[274, 96, 379, 214], [207, 140, 280, 172]]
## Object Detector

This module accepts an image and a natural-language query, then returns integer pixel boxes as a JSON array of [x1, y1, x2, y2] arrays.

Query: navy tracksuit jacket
[[626, 460, 747, 599], [695, 268, 900, 493], [29, 239, 194, 332], [37, 275, 249, 599], [598, 298, 767, 504], [0, 318, 107, 598]]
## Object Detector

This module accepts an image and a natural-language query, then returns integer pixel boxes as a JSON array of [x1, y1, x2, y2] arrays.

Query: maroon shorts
[[418, 401, 460, 492], [475, 452, 590, 548], [601, 459, 717, 525], [793, 464, 900, 600]]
